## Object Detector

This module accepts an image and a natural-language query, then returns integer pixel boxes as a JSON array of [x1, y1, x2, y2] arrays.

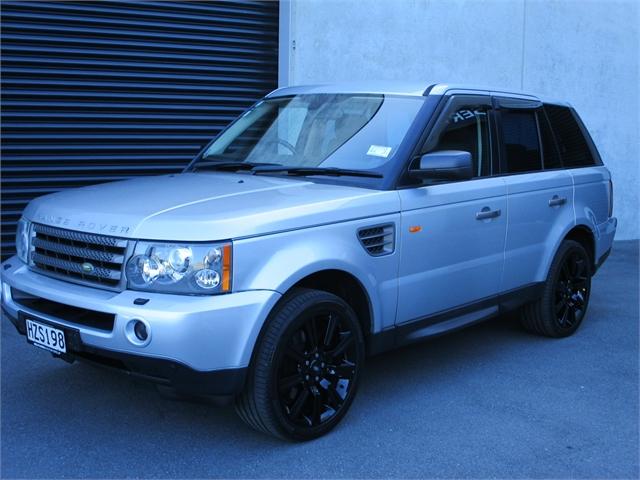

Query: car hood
[[24, 173, 400, 241]]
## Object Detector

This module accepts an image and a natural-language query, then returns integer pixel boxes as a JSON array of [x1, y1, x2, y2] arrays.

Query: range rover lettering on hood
[[36, 214, 132, 235]]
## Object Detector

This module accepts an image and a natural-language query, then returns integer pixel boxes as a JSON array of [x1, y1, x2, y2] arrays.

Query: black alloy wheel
[[554, 248, 590, 330], [274, 307, 358, 429], [236, 288, 365, 440], [521, 239, 592, 337]]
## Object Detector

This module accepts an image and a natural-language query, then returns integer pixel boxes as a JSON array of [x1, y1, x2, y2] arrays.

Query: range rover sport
[[1, 83, 617, 440]]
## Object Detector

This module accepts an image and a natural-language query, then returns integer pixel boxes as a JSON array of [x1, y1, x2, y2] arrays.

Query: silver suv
[[1, 83, 617, 440]]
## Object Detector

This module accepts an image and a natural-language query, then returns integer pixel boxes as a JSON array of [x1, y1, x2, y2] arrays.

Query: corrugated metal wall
[[0, 0, 279, 259]]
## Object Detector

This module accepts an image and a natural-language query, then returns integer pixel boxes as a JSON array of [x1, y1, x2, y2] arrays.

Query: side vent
[[357, 224, 395, 256]]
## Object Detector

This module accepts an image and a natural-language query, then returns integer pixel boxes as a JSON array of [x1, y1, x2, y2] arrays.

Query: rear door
[[496, 98, 575, 291], [545, 104, 612, 262], [396, 95, 507, 324]]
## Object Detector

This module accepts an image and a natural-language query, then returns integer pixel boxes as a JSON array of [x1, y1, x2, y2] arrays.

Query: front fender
[[232, 214, 401, 334]]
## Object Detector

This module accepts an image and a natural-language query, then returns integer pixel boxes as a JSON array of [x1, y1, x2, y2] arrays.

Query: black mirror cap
[[409, 150, 473, 180]]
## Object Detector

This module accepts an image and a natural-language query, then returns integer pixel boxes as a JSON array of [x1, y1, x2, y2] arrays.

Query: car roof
[[267, 82, 570, 107]]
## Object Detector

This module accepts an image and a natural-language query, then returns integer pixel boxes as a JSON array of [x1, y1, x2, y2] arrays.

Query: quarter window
[[544, 105, 596, 167], [500, 110, 542, 173]]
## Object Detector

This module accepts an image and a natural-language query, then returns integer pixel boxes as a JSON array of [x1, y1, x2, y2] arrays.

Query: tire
[[235, 288, 365, 441], [520, 240, 592, 338]]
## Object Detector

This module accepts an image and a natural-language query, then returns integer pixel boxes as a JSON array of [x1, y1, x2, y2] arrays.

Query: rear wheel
[[521, 240, 592, 337], [235, 288, 365, 440]]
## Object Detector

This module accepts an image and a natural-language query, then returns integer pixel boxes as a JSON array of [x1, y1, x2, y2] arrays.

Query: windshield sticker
[[367, 145, 392, 158]]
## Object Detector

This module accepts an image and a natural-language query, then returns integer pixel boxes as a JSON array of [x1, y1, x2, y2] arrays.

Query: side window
[[538, 111, 562, 169], [500, 110, 542, 173], [429, 106, 492, 178], [544, 104, 596, 167]]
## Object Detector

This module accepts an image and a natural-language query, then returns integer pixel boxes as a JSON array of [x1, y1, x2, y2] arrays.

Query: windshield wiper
[[191, 161, 282, 172], [251, 166, 383, 178], [191, 161, 383, 178]]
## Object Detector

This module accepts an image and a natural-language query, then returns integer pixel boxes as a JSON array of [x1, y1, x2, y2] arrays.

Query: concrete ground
[[1, 241, 638, 479]]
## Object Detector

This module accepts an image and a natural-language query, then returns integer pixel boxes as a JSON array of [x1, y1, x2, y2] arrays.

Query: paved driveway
[[2, 241, 638, 478]]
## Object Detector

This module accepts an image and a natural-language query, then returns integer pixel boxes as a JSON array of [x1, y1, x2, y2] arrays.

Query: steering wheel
[[263, 138, 297, 155]]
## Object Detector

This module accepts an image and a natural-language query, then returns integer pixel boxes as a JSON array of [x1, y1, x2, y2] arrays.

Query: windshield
[[192, 93, 425, 174]]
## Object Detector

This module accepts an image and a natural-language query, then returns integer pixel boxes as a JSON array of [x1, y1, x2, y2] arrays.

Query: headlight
[[15, 218, 32, 264], [126, 241, 232, 295]]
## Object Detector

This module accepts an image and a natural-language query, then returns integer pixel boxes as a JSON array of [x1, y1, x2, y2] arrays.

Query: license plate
[[26, 319, 67, 354]]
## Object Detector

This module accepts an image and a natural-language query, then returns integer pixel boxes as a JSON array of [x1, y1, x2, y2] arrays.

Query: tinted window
[[500, 111, 542, 173], [430, 106, 492, 177], [539, 111, 562, 169], [545, 105, 595, 167]]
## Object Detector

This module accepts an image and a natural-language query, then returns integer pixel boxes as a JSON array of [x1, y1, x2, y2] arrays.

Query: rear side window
[[500, 110, 542, 173], [544, 105, 596, 168], [539, 111, 562, 169]]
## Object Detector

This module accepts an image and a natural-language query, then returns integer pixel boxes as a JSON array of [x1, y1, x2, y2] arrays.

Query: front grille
[[31, 224, 129, 289], [357, 224, 395, 256]]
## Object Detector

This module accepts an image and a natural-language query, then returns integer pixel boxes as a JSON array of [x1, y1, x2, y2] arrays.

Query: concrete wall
[[281, 0, 639, 239]]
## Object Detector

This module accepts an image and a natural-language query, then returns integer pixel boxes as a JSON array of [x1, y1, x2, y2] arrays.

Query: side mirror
[[409, 150, 473, 180]]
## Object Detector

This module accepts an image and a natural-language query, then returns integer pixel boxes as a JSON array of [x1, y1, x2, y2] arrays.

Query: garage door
[[0, 0, 279, 259]]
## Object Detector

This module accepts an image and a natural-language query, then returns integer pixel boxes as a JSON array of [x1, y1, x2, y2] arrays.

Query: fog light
[[125, 319, 151, 346], [134, 321, 148, 341]]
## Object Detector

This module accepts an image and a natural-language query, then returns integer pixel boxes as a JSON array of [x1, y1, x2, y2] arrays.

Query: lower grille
[[11, 288, 115, 332], [31, 223, 129, 290]]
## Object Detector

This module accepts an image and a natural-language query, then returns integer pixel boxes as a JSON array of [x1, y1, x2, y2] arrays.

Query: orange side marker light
[[221, 244, 232, 292], [409, 226, 422, 233]]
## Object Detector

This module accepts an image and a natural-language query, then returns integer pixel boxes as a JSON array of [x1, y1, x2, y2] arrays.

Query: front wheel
[[520, 240, 592, 337], [235, 288, 365, 441]]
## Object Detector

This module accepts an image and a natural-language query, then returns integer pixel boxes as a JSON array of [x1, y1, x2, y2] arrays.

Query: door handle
[[476, 207, 501, 220], [548, 195, 567, 207]]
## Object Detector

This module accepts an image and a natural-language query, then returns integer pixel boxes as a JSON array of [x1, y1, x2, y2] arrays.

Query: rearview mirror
[[409, 150, 473, 180]]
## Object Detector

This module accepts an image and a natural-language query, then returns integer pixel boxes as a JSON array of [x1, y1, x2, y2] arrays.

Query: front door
[[396, 95, 507, 325]]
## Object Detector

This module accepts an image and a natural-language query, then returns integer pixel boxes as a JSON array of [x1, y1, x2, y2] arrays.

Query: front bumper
[[1, 257, 281, 395]]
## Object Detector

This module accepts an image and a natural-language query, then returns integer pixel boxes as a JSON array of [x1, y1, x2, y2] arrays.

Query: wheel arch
[[563, 224, 596, 273], [541, 223, 597, 281], [288, 269, 373, 342], [245, 268, 375, 377]]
